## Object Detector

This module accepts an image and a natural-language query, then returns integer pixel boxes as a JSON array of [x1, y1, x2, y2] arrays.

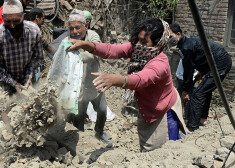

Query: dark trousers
[[186, 72, 229, 130], [76, 93, 107, 133], [177, 78, 195, 119]]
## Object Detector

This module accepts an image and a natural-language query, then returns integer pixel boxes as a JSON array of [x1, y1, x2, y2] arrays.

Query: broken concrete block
[[216, 147, 230, 155], [193, 155, 214, 168], [34, 96, 42, 106], [110, 31, 117, 39], [212, 160, 223, 168], [1, 129, 12, 142], [220, 136, 235, 150]]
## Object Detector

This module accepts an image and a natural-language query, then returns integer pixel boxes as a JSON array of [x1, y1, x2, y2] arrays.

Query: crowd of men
[[0, 0, 232, 152]]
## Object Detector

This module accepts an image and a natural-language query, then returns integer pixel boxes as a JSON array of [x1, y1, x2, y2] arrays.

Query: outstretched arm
[[92, 73, 129, 93], [67, 39, 95, 53], [67, 39, 132, 59]]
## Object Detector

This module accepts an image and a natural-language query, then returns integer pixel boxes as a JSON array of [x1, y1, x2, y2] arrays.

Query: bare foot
[[200, 118, 208, 126]]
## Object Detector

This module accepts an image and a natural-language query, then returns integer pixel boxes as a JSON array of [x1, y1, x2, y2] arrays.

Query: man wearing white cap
[[66, 9, 112, 144], [0, 0, 43, 131]]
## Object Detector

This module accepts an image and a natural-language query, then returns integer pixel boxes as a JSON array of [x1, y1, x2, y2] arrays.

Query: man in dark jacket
[[169, 23, 232, 131]]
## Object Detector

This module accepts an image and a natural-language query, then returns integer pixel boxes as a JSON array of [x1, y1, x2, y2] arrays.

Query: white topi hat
[[3, 0, 23, 14]]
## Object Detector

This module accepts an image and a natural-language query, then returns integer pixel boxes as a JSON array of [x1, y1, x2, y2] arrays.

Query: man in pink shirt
[[67, 18, 187, 152]]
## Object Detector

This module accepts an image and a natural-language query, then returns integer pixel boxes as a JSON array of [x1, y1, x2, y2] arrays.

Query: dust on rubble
[[6, 83, 63, 147]]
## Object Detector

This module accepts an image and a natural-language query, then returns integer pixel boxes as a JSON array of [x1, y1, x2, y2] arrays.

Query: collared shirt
[[92, 42, 177, 123], [0, 21, 43, 86]]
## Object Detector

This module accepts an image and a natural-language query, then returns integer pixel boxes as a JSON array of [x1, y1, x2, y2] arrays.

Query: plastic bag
[[48, 39, 83, 114]]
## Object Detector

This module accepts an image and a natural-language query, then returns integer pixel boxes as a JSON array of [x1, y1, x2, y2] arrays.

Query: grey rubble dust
[[7, 83, 60, 147]]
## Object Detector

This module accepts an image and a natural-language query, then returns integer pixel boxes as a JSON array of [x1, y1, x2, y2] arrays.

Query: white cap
[[3, 0, 23, 14]]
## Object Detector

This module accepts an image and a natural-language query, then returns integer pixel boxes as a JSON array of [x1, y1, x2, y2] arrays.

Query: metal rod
[[187, 0, 235, 130]]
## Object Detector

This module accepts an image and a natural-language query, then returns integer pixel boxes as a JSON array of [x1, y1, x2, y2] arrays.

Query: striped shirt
[[0, 21, 43, 86]]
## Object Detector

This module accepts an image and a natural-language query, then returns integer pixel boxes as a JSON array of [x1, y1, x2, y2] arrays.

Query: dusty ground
[[0, 58, 235, 168]]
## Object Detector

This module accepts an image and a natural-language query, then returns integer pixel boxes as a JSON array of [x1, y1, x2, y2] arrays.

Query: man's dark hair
[[130, 18, 164, 46], [169, 23, 182, 34], [28, 8, 44, 21]]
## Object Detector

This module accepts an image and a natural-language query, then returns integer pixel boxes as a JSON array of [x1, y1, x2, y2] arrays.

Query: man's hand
[[15, 83, 27, 92], [24, 78, 32, 89], [181, 91, 190, 103]]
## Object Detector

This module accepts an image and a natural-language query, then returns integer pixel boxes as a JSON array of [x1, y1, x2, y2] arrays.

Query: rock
[[56, 147, 69, 163], [71, 156, 80, 167], [215, 147, 229, 159], [43, 141, 59, 151], [106, 161, 112, 166], [220, 136, 235, 149], [47, 118, 53, 123], [34, 96, 42, 106], [123, 123, 133, 130], [36, 135, 46, 146], [52, 161, 62, 167], [26, 162, 40, 168], [193, 155, 214, 168], [45, 147, 57, 159], [212, 160, 223, 168], [58, 147, 68, 155], [18, 158, 27, 164], [6, 156, 17, 165], [64, 151, 73, 165], [38, 149, 51, 161], [110, 31, 117, 39], [2, 129, 12, 142], [39, 160, 54, 168]]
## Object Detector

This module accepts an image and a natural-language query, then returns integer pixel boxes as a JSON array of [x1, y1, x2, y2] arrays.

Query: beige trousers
[[137, 88, 188, 152]]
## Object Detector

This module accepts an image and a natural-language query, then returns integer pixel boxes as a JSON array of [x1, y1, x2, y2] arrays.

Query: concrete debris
[[1, 129, 13, 142], [212, 160, 223, 168], [220, 136, 235, 150], [193, 155, 214, 168], [6, 83, 60, 147], [215, 147, 230, 160], [43, 141, 59, 151]]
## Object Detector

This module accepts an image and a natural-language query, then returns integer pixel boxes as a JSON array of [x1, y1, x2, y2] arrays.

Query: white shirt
[[176, 59, 198, 80]]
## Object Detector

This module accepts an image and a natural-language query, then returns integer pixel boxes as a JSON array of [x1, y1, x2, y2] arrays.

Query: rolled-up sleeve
[[92, 42, 133, 59]]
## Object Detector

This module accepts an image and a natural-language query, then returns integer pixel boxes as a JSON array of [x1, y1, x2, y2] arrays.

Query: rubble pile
[[7, 83, 60, 146]]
